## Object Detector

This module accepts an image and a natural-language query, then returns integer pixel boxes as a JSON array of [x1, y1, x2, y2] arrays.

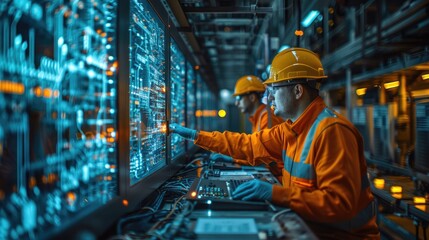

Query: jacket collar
[[287, 96, 326, 134], [248, 104, 266, 126]]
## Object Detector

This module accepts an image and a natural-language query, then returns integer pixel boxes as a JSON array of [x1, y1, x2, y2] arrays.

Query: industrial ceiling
[[165, 0, 429, 100], [167, 0, 282, 94]]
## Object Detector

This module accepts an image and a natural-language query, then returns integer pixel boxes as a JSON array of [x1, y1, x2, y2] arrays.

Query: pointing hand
[[169, 123, 198, 140]]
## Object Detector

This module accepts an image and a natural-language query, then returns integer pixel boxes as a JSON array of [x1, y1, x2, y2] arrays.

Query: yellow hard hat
[[264, 48, 327, 85], [233, 75, 266, 96]]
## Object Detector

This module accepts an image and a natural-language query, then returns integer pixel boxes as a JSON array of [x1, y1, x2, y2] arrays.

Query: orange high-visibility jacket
[[248, 104, 284, 133], [233, 104, 284, 180], [195, 97, 380, 239]]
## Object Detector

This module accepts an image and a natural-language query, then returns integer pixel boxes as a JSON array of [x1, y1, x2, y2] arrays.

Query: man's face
[[234, 94, 251, 114], [268, 83, 297, 119]]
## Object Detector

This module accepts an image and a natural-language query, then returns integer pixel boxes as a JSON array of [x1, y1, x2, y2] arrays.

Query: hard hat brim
[[264, 76, 327, 85]]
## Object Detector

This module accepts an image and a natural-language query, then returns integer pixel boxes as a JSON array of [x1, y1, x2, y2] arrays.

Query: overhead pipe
[[181, 6, 272, 14]]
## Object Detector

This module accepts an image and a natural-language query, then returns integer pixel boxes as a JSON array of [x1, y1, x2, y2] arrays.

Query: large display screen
[[128, 0, 166, 185], [0, 0, 119, 239], [186, 62, 196, 149], [170, 40, 186, 159]]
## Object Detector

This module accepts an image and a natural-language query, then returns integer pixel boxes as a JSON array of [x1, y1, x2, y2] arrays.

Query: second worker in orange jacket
[[210, 75, 284, 181]]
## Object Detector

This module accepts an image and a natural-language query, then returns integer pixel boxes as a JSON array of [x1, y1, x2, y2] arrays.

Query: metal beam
[[196, 31, 252, 38], [194, 18, 254, 26], [321, 51, 429, 91], [216, 55, 249, 60], [182, 6, 272, 14], [212, 18, 253, 25], [219, 44, 249, 50]]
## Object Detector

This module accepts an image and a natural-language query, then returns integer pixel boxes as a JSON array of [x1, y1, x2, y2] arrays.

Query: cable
[[164, 201, 196, 239], [116, 190, 169, 235], [141, 207, 155, 212], [150, 190, 166, 211], [175, 164, 208, 176], [148, 195, 187, 233], [116, 211, 155, 235], [185, 157, 205, 169], [271, 208, 292, 222]]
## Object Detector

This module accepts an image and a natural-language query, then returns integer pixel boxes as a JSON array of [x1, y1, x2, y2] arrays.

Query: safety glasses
[[235, 93, 251, 101], [267, 83, 296, 95]]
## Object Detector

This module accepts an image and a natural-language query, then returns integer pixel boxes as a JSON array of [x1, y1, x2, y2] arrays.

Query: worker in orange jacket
[[170, 47, 380, 239], [210, 75, 284, 181]]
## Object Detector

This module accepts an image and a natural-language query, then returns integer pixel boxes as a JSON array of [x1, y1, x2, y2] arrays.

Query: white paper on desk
[[220, 171, 249, 176], [194, 218, 258, 237]]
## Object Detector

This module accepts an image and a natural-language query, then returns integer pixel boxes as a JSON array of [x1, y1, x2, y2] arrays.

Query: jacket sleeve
[[195, 126, 284, 166], [272, 123, 362, 222]]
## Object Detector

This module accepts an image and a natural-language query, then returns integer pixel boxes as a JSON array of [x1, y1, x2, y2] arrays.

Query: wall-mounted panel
[[0, 0, 119, 238], [415, 100, 429, 173], [170, 39, 186, 159], [128, 0, 166, 185], [373, 103, 397, 162]]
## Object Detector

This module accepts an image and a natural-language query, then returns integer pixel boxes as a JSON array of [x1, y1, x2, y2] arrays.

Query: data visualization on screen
[[0, 0, 119, 239], [186, 62, 196, 149], [129, 0, 167, 185], [170, 40, 186, 159]]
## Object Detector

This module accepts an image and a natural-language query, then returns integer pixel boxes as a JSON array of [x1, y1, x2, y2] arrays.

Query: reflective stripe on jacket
[[195, 97, 380, 239], [281, 107, 376, 232]]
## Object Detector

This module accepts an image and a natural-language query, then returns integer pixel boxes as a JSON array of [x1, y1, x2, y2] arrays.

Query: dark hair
[[300, 82, 320, 99], [246, 91, 264, 101]]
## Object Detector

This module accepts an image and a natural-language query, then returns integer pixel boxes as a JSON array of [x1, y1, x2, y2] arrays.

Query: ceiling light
[[302, 10, 320, 28], [384, 81, 399, 89], [390, 186, 402, 193], [208, 48, 217, 56], [422, 73, 429, 80], [295, 30, 304, 36], [373, 178, 385, 189], [356, 88, 367, 96], [218, 109, 227, 118]]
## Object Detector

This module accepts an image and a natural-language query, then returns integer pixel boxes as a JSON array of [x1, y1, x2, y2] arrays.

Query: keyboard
[[229, 179, 248, 192], [186, 178, 272, 211]]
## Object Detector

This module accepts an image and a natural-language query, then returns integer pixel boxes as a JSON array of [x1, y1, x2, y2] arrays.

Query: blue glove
[[232, 179, 273, 201], [209, 153, 233, 163], [169, 123, 197, 140]]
